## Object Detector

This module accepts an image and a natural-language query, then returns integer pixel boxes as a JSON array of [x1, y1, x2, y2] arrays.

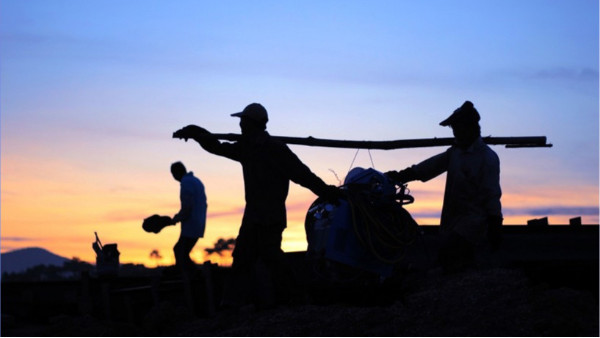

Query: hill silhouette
[[1, 247, 69, 274]]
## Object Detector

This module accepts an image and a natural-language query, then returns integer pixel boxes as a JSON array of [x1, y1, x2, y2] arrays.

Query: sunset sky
[[1, 0, 598, 267]]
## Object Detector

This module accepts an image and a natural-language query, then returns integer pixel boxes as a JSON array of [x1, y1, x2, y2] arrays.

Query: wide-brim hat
[[440, 101, 480, 126]]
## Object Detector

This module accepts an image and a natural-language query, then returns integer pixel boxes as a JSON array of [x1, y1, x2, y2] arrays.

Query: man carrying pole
[[173, 103, 341, 308], [386, 101, 503, 273]]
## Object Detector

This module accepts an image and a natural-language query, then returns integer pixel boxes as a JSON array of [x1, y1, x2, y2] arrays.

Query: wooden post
[[101, 282, 111, 320], [78, 271, 92, 315], [202, 261, 216, 317], [151, 276, 161, 305], [182, 273, 195, 313]]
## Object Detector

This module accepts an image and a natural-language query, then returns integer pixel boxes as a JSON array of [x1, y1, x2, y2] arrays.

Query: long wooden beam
[[181, 133, 552, 150]]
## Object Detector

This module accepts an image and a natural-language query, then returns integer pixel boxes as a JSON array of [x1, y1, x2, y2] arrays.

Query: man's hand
[[321, 185, 343, 205], [173, 125, 210, 141], [385, 167, 417, 183]]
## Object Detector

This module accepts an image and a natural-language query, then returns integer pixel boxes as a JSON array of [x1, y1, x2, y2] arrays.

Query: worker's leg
[[438, 231, 474, 273], [221, 223, 258, 309], [174, 235, 199, 274], [259, 224, 299, 305]]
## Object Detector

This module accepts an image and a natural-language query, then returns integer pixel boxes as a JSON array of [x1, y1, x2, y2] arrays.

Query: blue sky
[[1, 0, 598, 264]]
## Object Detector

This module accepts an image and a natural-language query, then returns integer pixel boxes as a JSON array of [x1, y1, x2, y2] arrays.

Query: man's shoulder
[[479, 142, 500, 165], [182, 172, 204, 185], [478, 139, 498, 154], [472, 138, 497, 154], [451, 139, 499, 161], [263, 134, 292, 152]]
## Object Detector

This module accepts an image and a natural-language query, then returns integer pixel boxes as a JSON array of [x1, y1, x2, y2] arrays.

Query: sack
[[305, 167, 418, 277]]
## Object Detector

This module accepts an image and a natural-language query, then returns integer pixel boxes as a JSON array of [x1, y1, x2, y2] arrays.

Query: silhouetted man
[[170, 161, 207, 275], [386, 101, 502, 272], [173, 103, 340, 307]]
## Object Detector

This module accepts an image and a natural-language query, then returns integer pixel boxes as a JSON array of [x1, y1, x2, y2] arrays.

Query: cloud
[[1, 236, 34, 242], [287, 200, 316, 213], [408, 206, 600, 222], [408, 211, 442, 219], [101, 205, 246, 224], [1, 238, 38, 253], [503, 206, 599, 217], [104, 211, 161, 223], [207, 207, 246, 219], [1, 31, 59, 45], [408, 205, 599, 221], [73, 125, 167, 141], [527, 67, 599, 82]]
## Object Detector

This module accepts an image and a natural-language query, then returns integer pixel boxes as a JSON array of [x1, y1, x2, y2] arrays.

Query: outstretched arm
[[386, 150, 449, 184], [173, 125, 213, 144], [277, 144, 341, 202], [173, 125, 240, 160]]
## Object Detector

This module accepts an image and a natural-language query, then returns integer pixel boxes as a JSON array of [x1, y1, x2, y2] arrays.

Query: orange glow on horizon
[[1, 153, 598, 268]]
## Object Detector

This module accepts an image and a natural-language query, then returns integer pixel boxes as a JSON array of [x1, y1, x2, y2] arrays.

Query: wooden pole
[[176, 133, 552, 150]]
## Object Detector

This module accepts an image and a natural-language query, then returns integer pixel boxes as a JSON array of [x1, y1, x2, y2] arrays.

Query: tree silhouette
[[203, 238, 236, 266], [149, 249, 162, 267], [2, 258, 94, 281], [204, 237, 235, 256]]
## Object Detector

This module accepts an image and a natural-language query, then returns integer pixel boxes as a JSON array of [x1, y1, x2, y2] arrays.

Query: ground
[[13, 266, 597, 336]]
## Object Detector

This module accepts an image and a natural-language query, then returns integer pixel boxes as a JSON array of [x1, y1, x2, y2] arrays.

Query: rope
[[347, 149, 376, 173], [345, 187, 417, 264], [368, 149, 375, 168], [348, 149, 360, 173]]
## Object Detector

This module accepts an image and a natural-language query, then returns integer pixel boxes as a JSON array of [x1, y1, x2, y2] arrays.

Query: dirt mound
[[166, 267, 598, 336]]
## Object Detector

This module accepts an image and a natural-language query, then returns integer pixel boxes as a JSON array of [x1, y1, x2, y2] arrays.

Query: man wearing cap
[[173, 103, 340, 307], [386, 101, 503, 273]]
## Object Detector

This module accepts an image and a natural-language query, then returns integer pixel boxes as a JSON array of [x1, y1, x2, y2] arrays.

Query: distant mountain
[[1, 247, 69, 275]]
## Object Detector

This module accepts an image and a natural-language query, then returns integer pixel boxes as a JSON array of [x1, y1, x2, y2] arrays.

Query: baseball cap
[[440, 101, 480, 126], [231, 103, 269, 123]]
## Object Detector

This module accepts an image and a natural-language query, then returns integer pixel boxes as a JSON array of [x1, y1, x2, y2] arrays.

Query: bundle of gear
[[305, 167, 418, 283]]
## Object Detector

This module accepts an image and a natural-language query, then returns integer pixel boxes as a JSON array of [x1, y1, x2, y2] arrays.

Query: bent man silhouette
[[386, 101, 503, 273], [174, 103, 340, 308], [170, 161, 207, 275]]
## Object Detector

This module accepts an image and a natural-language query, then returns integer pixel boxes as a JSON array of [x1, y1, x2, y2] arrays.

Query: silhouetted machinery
[[93, 232, 120, 277], [305, 167, 418, 285]]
